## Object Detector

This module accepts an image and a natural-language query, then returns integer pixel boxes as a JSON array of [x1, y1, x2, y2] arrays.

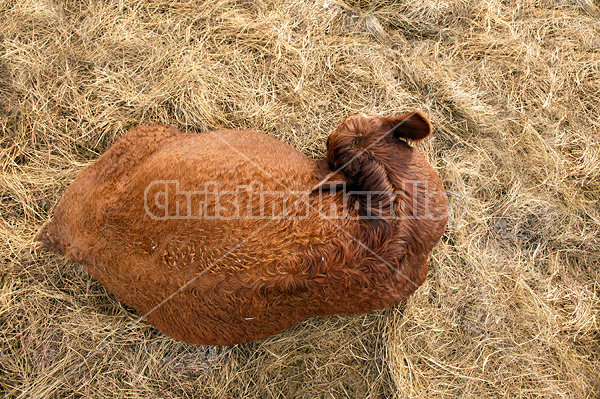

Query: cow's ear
[[384, 111, 432, 141]]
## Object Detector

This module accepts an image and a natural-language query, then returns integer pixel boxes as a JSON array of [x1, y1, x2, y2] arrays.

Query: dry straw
[[1, 0, 599, 397]]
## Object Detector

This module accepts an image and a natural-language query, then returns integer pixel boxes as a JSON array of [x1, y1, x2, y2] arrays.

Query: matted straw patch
[[1, 0, 599, 397]]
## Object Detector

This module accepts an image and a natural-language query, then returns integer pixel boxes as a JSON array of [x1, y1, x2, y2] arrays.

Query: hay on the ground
[[1, 0, 599, 397]]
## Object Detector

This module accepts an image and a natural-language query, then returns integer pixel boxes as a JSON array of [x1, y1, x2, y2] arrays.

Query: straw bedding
[[1, 0, 599, 397]]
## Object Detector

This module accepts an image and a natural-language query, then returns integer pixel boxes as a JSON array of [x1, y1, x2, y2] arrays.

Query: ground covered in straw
[[1, 0, 599, 397]]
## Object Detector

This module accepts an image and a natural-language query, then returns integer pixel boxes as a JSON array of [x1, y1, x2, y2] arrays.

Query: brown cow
[[36, 112, 447, 346]]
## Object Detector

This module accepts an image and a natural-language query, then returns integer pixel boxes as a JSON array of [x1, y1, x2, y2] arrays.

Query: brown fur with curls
[[36, 112, 447, 346]]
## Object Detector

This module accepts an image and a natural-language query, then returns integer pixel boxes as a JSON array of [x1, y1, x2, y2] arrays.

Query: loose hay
[[1, 0, 599, 397]]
